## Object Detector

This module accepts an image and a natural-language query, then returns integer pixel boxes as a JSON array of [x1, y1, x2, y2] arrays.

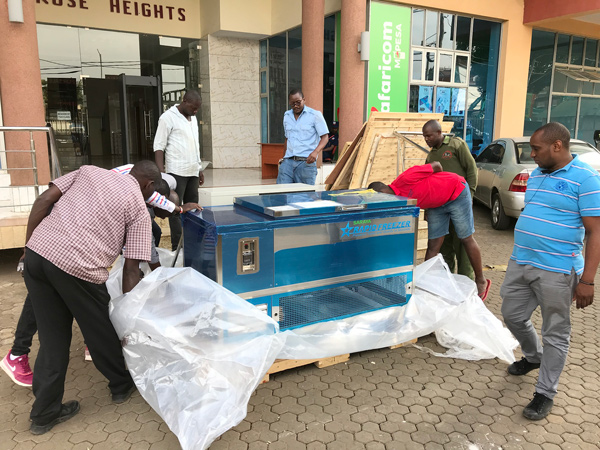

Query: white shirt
[[153, 105, 201, 177]]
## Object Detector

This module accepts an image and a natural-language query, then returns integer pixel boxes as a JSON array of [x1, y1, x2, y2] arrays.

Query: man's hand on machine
[[180, 203, 203, 213]]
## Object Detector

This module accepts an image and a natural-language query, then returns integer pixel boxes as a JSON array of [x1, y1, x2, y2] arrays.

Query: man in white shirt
[[154, 90, 203, 250]]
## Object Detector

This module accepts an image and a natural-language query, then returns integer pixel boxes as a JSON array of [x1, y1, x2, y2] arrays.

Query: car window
[[517, 142, 598, 163], [476, 143, 504, 164], [570, 142, 597, 155], [517, 143, 534, 163]]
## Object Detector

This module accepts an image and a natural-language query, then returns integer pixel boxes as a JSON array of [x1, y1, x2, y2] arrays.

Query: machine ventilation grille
[[278, 275, 408, 330]]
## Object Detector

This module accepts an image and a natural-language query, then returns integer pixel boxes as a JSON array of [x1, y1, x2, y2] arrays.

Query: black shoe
[[112, 384, 136, 403], [523, 392, 553, 420], [30, 400, 80, 435], [508, 357, 541, 375]]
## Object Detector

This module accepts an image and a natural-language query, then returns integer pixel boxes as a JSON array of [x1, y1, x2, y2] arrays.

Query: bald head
[[183, 90, 202, 103], [535, 122, 570, 151], [130, 160, 161, 200], [178, 90, 202, 119], [422, 120, 443, 149]]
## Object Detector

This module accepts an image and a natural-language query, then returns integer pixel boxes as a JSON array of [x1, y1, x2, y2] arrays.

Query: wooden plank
[[330, 139, 361, 190], [324, 122, 366, 186], [338, 141, 351, 159], [262, 354, 350, 383], [360, 135, 381, 187], [390, 338, 418, 350]]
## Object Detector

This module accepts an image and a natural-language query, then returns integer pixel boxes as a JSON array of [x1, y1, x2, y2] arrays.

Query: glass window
[[550, 96, 578, 135], [475, 144, 503, 164], [438, 53, 452, 82], [412, 9, 425, 46], [556, 34, 570, 64], [412, 50, 423, 80], [577, 98, 600, 145], [261, 97, 268, 142], [566, 77, 581, 94], [260, 71, 267, 94], [425, 10, 438, 47], [523, 30, 556, 137], [516, 143, 534, 163], [425, 51, 436, 81], [323, 15, 336, 126], [467, 19, 500, 153], [288, 27, 302, 94], [38, 24, 201, 172], [260, 40, 267, 67], [585, 39, 598, 67], [571, 37, 584, 65], [409, 85, 434, 112], [435, 87, 451, 115], [419, 85, 433, 112], [439, 13, 454, 49], [268, 33, 287, 143], [553, 69, 567, 93], [456, 16, 471, 51], [455, 55, 468, 83], [582, 80, 594, 95]]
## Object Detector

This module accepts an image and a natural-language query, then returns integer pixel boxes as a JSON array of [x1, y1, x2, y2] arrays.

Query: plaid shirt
[[27, 166, 152, 284]]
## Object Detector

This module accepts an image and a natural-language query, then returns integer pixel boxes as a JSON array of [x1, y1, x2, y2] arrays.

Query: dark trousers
[[24, 250, 133, 425], [151, 219, 162, 247], [440, 221, 474, 280], [11, 294, 37, 356], [168, 174, 199, 251]]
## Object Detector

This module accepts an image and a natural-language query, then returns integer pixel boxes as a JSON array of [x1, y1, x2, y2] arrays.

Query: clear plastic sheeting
[[278, 255, 517, 363], [106, 248, 183, 298], [108, 254, 517, 450], [109, 267, 285, 450]]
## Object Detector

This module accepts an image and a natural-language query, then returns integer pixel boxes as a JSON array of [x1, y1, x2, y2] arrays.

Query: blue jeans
[[276, 158, 317, 185], [427, 184, 475, 240]]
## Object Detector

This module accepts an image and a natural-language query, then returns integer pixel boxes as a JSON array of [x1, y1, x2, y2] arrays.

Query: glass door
[[118, 75, 161, 165]]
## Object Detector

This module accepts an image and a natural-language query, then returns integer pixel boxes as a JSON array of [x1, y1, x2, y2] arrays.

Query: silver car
[[473, 137, 600, 230]]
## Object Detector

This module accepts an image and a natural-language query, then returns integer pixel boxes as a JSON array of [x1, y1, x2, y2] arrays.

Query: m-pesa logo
[[340, 220, 411, 238]]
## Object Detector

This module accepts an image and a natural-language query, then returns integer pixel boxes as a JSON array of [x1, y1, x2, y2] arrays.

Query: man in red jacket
[[369, 162, 491, 300]]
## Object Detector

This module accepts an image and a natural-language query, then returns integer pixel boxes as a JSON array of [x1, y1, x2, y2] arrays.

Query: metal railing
[[0, 126, 62, 212]]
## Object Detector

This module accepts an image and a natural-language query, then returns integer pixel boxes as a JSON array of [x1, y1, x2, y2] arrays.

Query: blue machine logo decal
[[340, 219, 412, 238]]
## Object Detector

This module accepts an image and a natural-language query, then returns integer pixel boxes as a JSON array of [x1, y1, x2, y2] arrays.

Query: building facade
[[2, 0, 600, 181]]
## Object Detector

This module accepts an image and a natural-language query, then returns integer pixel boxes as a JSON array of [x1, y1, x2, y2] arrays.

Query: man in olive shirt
[[423, 120, 478, 280]]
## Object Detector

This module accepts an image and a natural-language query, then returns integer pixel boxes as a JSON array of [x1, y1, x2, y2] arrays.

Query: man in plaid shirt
[[23, 161, 161, 435]]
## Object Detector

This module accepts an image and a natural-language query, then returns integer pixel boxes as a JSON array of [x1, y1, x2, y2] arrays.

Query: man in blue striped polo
[[277, 89, 329, 185], [500, 122, 600, 420]]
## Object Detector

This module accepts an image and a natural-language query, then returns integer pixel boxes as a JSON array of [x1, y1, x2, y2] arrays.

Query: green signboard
[[367, 1, 411, 114]]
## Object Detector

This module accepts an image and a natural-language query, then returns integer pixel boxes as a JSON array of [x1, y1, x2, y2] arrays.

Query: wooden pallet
[[261, 338, 419, 383], [325, 122, 366, 188]]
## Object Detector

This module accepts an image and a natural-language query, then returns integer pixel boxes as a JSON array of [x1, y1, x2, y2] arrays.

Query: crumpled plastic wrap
[[108, 254, 517, 450], [109, 268, 285, 450]]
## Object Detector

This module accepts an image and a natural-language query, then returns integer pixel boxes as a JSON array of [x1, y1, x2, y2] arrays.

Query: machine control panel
[[237, 237, 260, 275]]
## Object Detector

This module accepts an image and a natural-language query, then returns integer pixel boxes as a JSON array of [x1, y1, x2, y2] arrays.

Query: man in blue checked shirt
[[277, 89, 329, 185], [500, 122, 600, 421]]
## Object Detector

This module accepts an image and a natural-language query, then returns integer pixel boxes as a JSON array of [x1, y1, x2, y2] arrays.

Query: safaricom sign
[[376, 21, 406, 112], [368, 2, 411, 114]]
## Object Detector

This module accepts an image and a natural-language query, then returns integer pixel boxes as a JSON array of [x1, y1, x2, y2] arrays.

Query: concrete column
[[338, 0, 366, 148], [0, 1, 50, 186], [301, 0, 325, 112]]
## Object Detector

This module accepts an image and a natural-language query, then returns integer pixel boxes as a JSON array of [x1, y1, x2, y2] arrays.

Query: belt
[[285, 156, 308, 161]]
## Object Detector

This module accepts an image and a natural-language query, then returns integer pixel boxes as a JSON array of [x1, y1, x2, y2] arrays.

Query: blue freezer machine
[[182, 190, 420, 330]]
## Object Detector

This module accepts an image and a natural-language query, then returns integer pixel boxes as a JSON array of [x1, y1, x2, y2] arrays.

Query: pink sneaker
[[1, 351, 33, 387]]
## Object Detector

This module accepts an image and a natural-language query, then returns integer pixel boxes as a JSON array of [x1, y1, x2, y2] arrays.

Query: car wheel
[[491, 193, 511, 230]]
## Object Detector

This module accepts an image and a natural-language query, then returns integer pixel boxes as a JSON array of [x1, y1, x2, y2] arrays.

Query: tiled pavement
[[1, 203, 599, 449]]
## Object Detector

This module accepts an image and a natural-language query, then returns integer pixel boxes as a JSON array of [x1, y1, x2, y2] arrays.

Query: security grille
[[278, 274, 408, 330]]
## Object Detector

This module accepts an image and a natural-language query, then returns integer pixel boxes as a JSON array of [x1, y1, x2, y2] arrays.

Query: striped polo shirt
[[511, 155, 600, 274]]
